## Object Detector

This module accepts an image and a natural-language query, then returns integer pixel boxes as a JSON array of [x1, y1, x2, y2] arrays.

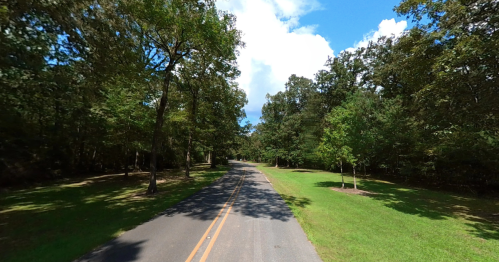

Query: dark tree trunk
[[340, 160, 344, 188], [124, 121, 130, 178], [185, 131, 193, 177], [148, 66, 174, 194], [142, 152, 145, 170], [124, 146, 129, 178], [148, 102, 163, 193], [52, 100, 61, 170], [78, 140, 85, 169], [185, 92, 197, 178], [353, 165, 357, 190], [90, 147, 97, 172], [210, 151, 217, 168], [114, 160, 120, 173], [363, 159, 367, 177]]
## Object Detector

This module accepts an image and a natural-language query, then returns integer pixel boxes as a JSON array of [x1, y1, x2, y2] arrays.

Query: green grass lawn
[[255, 164, 499, 262], [0, 164, 229, 262]]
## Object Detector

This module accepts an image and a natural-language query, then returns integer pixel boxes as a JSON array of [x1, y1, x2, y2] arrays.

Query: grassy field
[[0, 164, 229, 262], [255, 164, 499, 262]]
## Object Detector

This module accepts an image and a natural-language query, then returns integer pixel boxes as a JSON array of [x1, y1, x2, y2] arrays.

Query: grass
[[0, 164, 229, 262], [255, 164, 499, 262]]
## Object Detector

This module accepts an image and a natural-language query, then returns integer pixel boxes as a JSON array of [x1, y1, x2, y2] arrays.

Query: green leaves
[[0, 0, 245, 184]]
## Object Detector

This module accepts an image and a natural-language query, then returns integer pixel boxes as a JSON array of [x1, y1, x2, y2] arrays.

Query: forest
[[238, 0, 499, 193], [2, 0, 498, 193], [0, 0, 247, 193]]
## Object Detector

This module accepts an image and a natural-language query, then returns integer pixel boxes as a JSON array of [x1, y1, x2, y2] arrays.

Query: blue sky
[[215, 0, 411, 126], [300, 1, 410, 52]]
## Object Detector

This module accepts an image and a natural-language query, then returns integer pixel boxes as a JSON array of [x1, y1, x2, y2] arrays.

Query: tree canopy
[[0, 0, 246, 190], [239, 0, 499, 192]]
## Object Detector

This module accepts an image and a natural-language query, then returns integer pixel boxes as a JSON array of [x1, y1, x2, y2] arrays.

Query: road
[[77, 161, 322, 262]]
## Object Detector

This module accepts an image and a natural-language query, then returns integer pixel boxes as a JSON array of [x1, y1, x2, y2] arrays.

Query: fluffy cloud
[[216, 0, 333, 119], [215, 1, 408, 125], [346, 19, 407, 52]]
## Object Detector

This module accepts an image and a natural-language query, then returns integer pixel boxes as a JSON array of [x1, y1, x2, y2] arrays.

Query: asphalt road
[[77, 161, 322, 262]]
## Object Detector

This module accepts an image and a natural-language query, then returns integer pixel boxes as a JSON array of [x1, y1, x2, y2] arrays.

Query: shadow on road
[[161, 162, 299, 222], [76, 239, 145, 262]]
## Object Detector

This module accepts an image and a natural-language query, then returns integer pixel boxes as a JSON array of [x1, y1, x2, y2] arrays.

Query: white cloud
[[215, 1, 408, 125], [216, 0, 333, 117], [345, 18, 407, 53]]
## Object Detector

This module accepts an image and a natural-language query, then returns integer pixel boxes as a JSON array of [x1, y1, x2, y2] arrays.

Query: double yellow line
[[185, 170, 246, 262]]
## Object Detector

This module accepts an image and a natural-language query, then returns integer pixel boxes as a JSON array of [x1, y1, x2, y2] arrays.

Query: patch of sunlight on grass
[[255, 164, 499, 262], [0, 203, 59, 213], [59, 181, 91, 188], [396, 188, 416, 192]]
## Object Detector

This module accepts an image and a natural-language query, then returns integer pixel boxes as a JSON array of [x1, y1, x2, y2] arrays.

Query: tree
[[319, 106, 357, 189], [119, 0, 242, 193], [0, 0, 246, 188], [259, 75, 317, 168]]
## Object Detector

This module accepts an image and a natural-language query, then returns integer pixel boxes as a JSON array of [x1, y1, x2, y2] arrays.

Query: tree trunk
[[185, 92, 197, 178], [90, 147, 97, 172], [142, 153, 145, 170], [124, 146, 129, 178], [287, 159, 289, 168], [148, 66, 174, 194], [353, 165, 357, 190], [210, 150, 217, 168], [340, 160, 344, 188], [78, 140, 85, 169], [208, 151, 212, 164], [363, 160, 367, 177], [52, 100, 61, 170], [275, 156, 278, 168], [124, 120, 130, 178], [134, 150, 139, 171], [185, 131, 193, 177]]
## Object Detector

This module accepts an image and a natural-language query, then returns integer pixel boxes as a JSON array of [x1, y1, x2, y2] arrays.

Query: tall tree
[[120, 0, 242, 193]]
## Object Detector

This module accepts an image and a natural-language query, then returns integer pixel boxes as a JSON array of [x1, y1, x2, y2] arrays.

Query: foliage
[[242, 0, 499, 190], [0, 0, 246, 188], [256, 75, 319, 167]]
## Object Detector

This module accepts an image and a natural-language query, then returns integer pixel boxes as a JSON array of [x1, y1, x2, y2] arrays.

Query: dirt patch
[[331, 187, 375, 196]]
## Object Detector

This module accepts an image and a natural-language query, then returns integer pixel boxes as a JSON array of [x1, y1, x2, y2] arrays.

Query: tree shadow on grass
[[466, 222, 499, 240], [0, 165, 226, 262], [291, 169, 322, 174], [315, 181, 355, 188], [315, 179, 499, 240], [280, 194, 312, 208]]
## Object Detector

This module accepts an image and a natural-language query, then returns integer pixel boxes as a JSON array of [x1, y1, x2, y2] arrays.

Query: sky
[[215, 0, 411, 126]]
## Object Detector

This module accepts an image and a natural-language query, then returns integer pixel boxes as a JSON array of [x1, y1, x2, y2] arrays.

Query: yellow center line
[[185, 172, 245, 262], [199, 171, 246, 262]]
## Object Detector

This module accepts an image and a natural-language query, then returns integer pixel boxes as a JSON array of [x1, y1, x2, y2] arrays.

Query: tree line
[[1, 0, 247, 192], [238, 0, 499, 192]]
